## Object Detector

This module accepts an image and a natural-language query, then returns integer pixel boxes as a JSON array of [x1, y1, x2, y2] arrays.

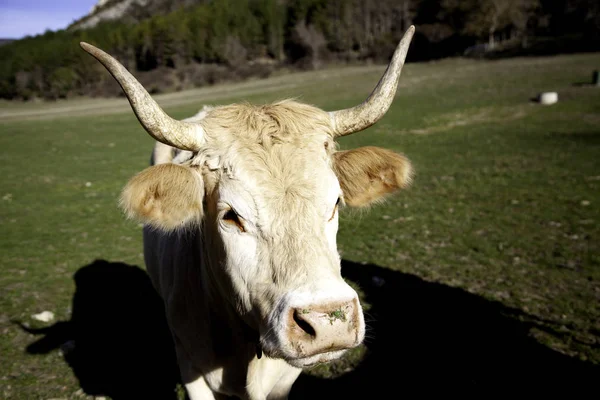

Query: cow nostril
[[293, 309, 316, 337]]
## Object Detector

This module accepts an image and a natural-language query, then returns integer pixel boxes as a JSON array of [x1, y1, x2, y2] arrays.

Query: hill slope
[[68, 0, 199, 30]]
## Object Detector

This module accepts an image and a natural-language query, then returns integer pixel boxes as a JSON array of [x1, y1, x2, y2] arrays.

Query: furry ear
[[119, 164, 204, 231], [332, 146, 413, 207]]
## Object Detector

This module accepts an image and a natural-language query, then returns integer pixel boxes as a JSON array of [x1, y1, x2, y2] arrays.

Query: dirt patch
[[404, 105, 533, 135]]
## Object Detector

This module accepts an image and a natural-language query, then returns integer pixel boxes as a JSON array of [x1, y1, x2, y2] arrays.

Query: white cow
[[81, 25, 415, 400]]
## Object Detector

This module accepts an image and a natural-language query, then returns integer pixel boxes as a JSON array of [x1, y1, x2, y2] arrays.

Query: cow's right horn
[[80, 42, 205, 151]]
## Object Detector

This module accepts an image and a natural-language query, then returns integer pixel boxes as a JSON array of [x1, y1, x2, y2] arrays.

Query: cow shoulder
[[332, 146, 413, 207], [120, 164, 204, 231]]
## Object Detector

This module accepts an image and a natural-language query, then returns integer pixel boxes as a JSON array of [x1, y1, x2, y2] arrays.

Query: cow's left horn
[[80, 42, 205, 151], [329, 25, 415, 137]]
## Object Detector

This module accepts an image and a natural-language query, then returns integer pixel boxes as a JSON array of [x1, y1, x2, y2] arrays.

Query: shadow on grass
[[19, 259, 180, 400], [20, 259, 599, 398], [292, 260, 599, 397]]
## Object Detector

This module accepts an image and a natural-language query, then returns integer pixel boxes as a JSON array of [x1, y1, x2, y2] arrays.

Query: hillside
[[1, 0, 598, 101], [0, 39, 15, 47], [68, 0, 202, 30]]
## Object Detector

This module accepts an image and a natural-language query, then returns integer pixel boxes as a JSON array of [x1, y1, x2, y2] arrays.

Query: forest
[[0, 0, 598, 100]]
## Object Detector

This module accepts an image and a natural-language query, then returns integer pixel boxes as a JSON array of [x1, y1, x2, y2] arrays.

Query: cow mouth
[[259, 342, 349, 368], [285, 349, 349, 368]]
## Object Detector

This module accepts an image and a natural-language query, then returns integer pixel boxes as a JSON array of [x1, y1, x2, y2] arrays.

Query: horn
[[80, 42, 205, 151], [330, 25, 415, 137]]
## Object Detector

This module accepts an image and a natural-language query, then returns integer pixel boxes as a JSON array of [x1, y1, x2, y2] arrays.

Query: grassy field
[[1, 51, 599, 399]]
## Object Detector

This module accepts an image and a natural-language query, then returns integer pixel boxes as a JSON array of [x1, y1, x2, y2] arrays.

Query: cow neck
[[208, 282, 262, 359]]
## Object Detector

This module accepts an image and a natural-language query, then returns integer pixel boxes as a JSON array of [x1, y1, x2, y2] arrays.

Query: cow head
[[81, 26, 415, 368]]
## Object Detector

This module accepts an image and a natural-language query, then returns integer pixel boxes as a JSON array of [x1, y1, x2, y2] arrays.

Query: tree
[[443, 0, 538, 49], [508, 0, 540, 47], [292, 20, 326, 69]]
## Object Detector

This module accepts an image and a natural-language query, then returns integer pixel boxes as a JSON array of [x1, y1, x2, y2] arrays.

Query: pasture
[[1, 51, 599, 398]]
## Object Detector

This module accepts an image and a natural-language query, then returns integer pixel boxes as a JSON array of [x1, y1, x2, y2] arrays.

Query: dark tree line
[[1, 0, 598, 100]]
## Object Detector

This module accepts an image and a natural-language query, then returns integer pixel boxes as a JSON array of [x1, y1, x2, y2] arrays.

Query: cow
[[80, 25, 415, 400]]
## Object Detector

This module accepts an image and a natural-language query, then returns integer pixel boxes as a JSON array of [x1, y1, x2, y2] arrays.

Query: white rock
[[31, 311, 54, 322], [538, 92, 558, 105]]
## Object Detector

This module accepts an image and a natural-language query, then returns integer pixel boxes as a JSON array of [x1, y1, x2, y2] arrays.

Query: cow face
[[81, 25, 415, 368], [120, 101, 412, 366], [205, 133, 351, 367]]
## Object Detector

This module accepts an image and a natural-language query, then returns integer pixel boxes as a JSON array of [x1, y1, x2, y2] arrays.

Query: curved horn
[[330, 25, 415, 137], [80, 42, 205, 151]]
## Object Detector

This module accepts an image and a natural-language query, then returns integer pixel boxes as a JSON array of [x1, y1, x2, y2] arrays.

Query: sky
[[0, 0, 98, 39]]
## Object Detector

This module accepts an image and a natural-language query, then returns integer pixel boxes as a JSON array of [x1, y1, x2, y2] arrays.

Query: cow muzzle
[[265, 291, 365, 367]]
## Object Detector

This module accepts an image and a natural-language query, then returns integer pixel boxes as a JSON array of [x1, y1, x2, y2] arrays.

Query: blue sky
[[0, 0, 98, 39]]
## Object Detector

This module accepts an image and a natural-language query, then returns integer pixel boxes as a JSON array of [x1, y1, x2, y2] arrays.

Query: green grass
[[1, 52, 600, 398]]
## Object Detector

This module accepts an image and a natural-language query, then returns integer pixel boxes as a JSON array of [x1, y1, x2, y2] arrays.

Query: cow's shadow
[[20, 260, 180, 400], [21, 259, 599, 399]]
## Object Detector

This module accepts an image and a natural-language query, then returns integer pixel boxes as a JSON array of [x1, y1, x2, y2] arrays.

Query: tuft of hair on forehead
[[200, 99, 335, 146]]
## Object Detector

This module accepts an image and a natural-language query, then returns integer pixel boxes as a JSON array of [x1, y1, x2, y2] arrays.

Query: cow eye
[[223, 208, 245, 232], [328, 197, 341, 222]]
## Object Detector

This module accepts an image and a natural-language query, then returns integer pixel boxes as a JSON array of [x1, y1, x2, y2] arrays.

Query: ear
[[119, 164, 204, 231], [332, 146, 413, 207]]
